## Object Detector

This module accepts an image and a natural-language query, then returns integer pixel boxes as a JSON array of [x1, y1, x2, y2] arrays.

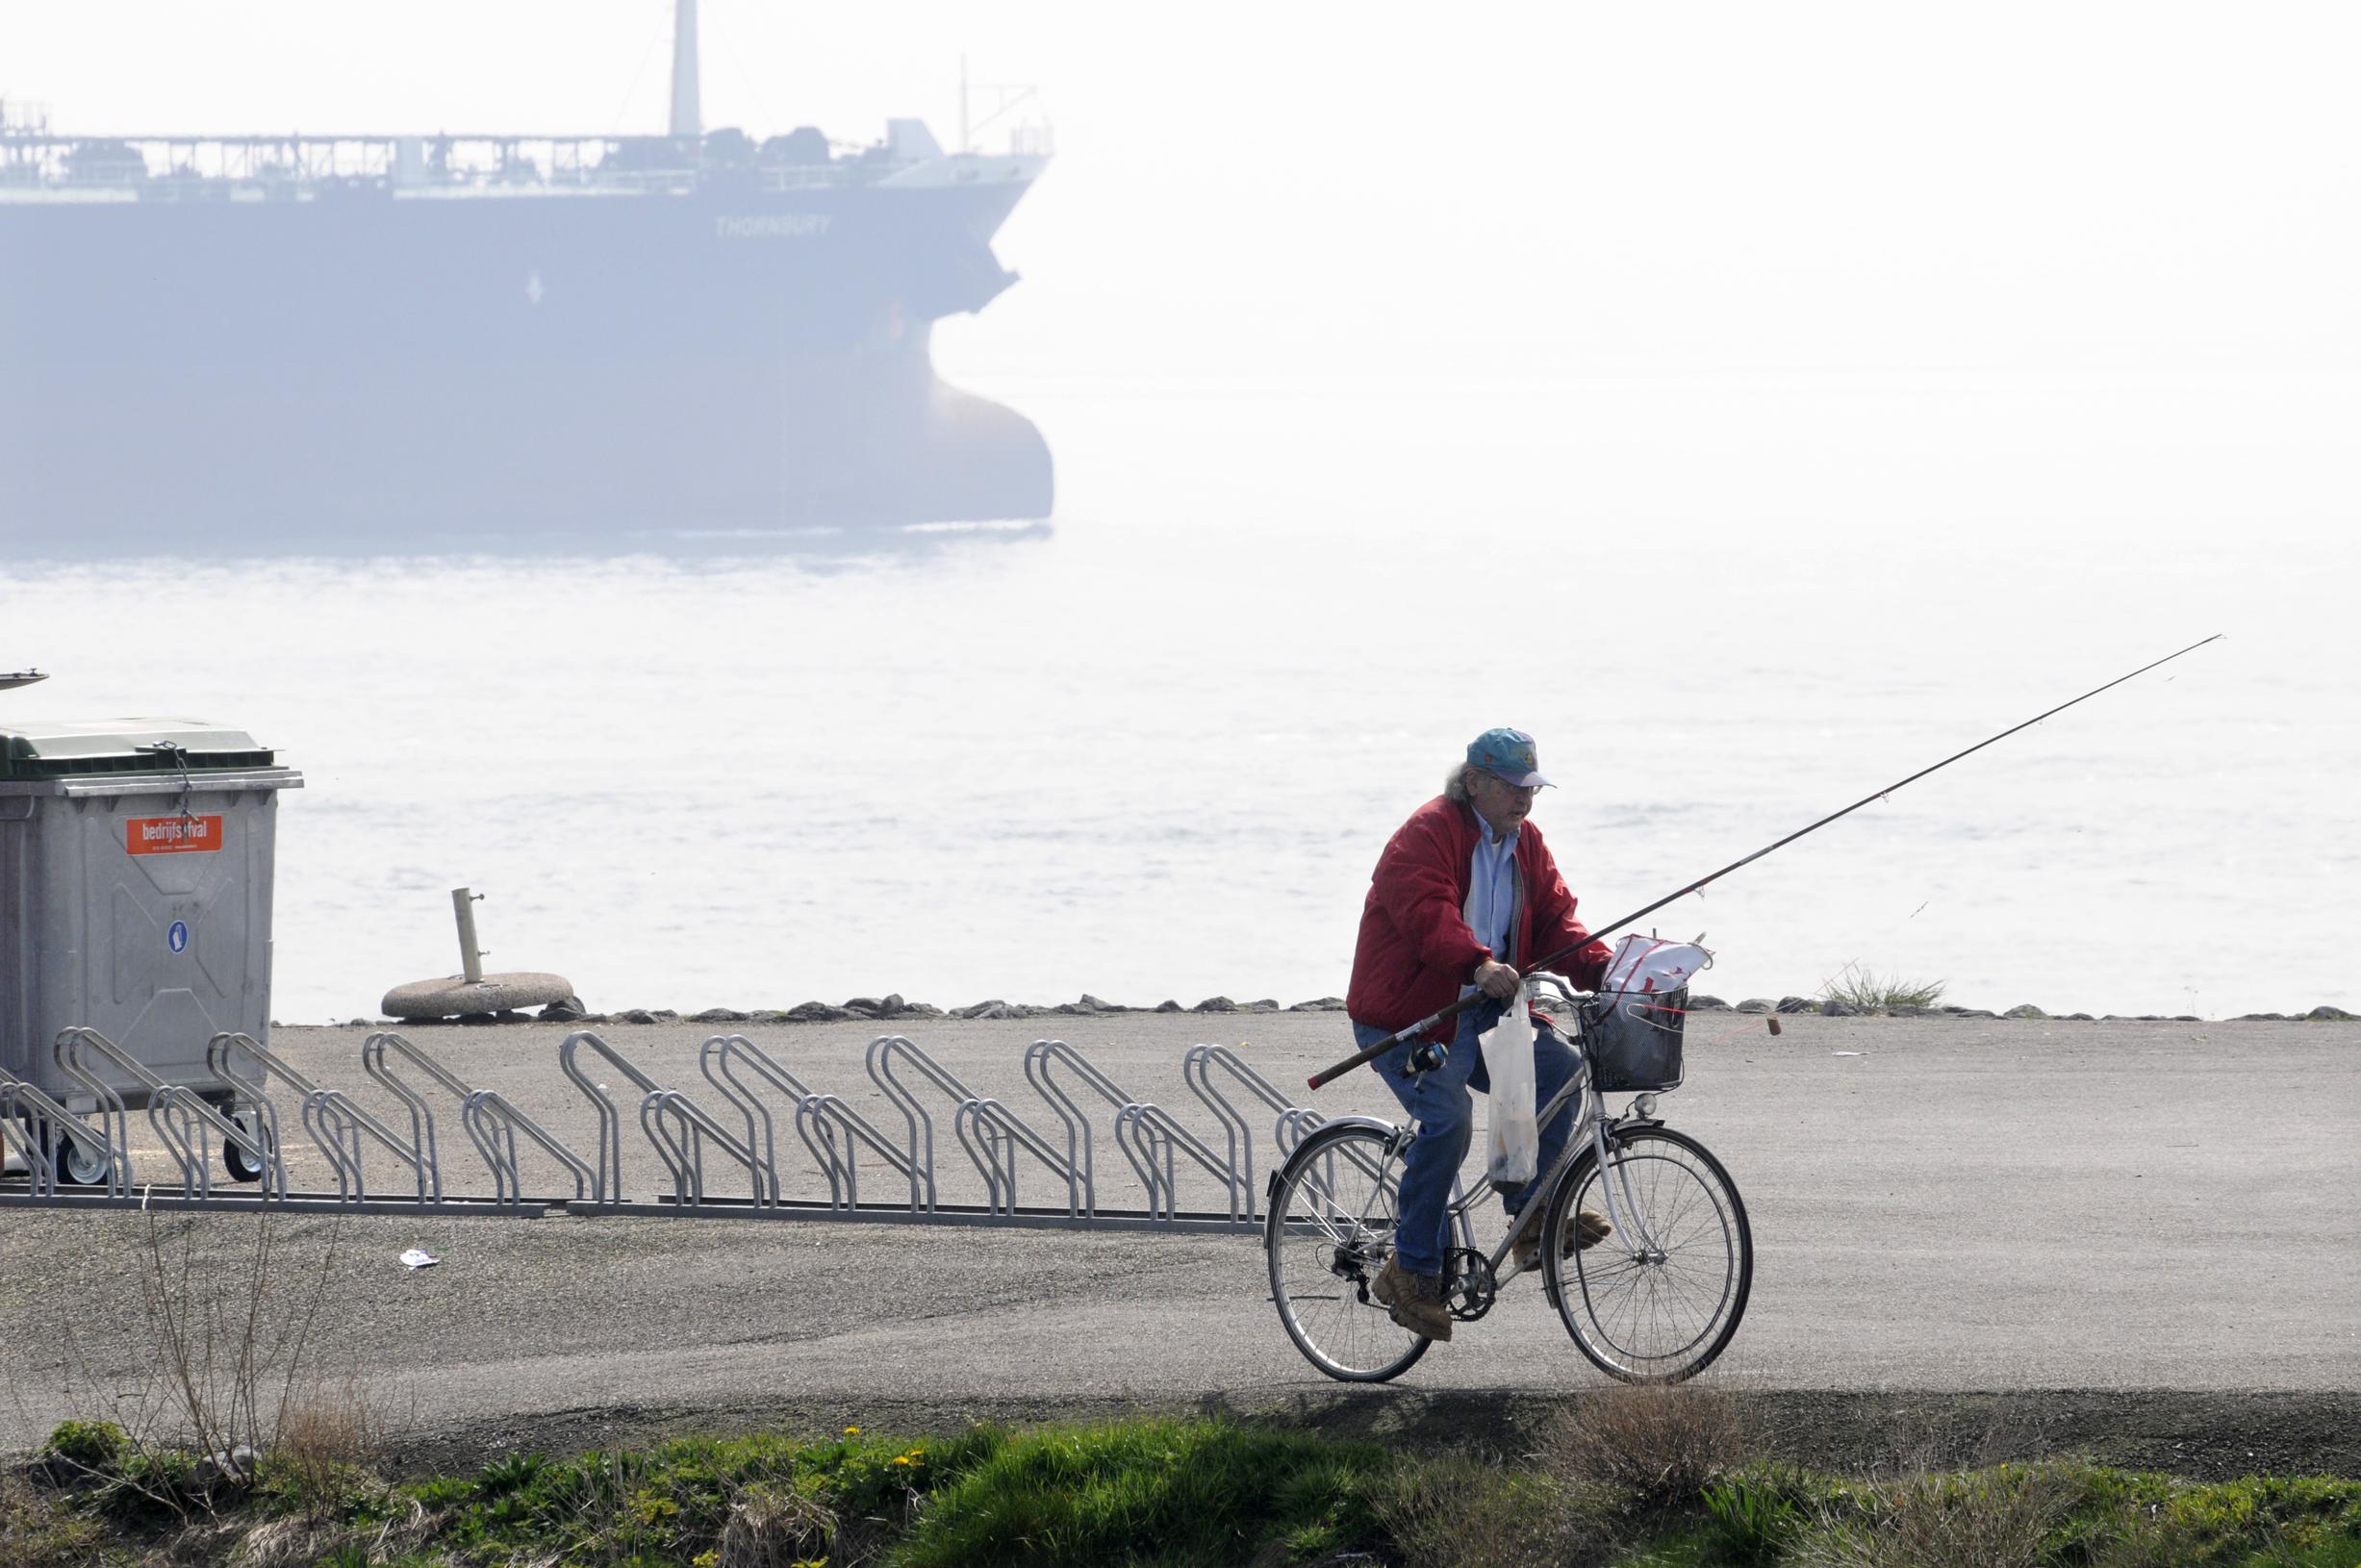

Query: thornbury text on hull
[[0, 1, 1053, 551]]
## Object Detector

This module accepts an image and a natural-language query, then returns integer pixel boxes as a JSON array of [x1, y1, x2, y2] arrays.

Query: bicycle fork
[[1587, 1115, 1668, 1264]]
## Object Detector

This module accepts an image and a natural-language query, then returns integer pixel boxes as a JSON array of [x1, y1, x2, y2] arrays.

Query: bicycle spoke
[[1266, 1125, 1429, 1382], [1554, 1126, 1752, 1382]]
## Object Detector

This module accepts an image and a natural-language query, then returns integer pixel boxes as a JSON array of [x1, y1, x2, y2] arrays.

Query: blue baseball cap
[[1467, 726, 1551, 789]]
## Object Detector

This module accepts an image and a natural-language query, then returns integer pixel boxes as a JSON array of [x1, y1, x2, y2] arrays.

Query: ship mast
[[668, 0, 702, 140]]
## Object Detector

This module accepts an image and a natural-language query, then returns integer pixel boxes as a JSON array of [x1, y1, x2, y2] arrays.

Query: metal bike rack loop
[[700, 1032, 916, 1211], [0, 1065, 125, 1199], [54, 1027, 269, 1201], [1027, 1039, 1251, 1222], [558, 1029, 764, 1209], [869, 1033, 1088, 1217], [361, 1031, 593, 1208], [1183, 1043, 1328, 1219], [208, 1031, 427, 1203]]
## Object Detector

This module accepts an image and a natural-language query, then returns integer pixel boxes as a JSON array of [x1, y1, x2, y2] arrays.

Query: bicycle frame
[[1416, 979, 1667, 1281]]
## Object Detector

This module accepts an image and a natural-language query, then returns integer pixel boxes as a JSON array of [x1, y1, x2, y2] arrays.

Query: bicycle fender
[[1304, 1114, 1400, 1139], [1277, 1114, 1406, 1171]]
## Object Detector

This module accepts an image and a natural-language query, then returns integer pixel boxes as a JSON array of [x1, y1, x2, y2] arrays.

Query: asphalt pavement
[[2, 1013, 2353, 1464]]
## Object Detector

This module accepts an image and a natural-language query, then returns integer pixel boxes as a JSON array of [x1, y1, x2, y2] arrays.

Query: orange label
[[126, 815, 224, 855]]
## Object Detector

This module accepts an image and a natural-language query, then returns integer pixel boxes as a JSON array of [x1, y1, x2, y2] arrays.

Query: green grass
[[16, 1414, 2361, 1567], [896, 1420, 1387, 1566], [1822, 964, 1948, 1013]]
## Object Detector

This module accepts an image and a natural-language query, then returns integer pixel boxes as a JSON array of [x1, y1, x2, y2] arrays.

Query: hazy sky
[[6, 1, 2356, 381]]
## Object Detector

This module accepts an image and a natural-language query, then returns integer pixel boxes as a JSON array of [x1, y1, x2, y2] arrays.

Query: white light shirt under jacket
[[1464, 820, 1521, 986]]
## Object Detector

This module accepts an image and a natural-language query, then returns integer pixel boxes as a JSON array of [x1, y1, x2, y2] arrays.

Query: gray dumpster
[[0, 719, 302, 1113]]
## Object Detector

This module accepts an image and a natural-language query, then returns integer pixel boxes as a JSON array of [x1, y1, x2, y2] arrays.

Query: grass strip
[[9, 1410, 2361, 1567]]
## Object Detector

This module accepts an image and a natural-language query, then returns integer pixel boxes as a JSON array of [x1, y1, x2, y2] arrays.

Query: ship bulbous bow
[[906, 376, 1054, 527]]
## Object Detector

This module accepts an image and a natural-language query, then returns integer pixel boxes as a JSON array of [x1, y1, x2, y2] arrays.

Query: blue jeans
[[1358, 1002, 1583, 1277]]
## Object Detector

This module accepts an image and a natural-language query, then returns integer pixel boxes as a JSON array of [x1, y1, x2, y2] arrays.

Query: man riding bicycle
[[1346, 726, 1616, 1342]]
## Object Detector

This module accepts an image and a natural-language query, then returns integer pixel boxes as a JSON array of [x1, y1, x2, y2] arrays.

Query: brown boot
[[1511, 1206, 1612, 1272], [1371, 1256, 1454, 1342]]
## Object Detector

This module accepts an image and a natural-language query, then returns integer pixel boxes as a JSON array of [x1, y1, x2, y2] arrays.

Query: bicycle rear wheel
[[1544, 1124, 1751, 1383], [1265, 1121, 1432, 1382]]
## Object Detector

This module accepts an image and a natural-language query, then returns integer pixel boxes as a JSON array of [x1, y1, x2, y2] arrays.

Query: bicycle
[[1265, 975, 1752, 1384]]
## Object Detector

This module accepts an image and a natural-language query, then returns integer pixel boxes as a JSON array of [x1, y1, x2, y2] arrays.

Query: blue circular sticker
[[167, 921, 189, 954]]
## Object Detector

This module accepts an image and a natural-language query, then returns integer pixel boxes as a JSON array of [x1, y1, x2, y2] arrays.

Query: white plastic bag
[[1484, 979, 1539, 1189], [1598, 936, 1711, 1018]]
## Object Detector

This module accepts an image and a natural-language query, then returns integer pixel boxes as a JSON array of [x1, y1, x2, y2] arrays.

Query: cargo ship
[[0, 1, 1053, 551]]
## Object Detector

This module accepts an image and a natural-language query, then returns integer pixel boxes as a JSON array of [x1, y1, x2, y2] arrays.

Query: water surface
[[5, 373, 2350, 1021]]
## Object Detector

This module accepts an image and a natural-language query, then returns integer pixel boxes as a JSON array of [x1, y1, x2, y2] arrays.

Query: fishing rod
[[1307, 632, 2223, 1091]]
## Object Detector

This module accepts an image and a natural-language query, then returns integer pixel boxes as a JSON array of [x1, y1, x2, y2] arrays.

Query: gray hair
[[1443, 761, 1484, 803]]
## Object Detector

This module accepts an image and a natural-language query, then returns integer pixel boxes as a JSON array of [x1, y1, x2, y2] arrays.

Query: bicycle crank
[[1442, 1248, 1497, 1321]]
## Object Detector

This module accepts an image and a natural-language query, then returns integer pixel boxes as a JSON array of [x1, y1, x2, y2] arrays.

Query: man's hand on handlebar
[[1473, 959, 1520, 1000]]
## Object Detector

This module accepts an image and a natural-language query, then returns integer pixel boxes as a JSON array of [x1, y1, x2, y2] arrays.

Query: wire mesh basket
[[1580, 985, 1688, 1093]]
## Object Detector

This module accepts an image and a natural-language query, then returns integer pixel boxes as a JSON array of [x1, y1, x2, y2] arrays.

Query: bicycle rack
[[559, 1029, 765, 1210], [6, 1026, 1331, 1234], [869, 1034, 1037, 1214], [360, 1031, 594, 1208], [208, 1030, 426, 1203], [1183, 1044, 1328, 1219], [0, 1065, 126, 1199], [54, 1027, 269, 1201], [699, 1033, 916, 1211], [1022, 1039, 1141, 1215], [1028, 1040, 1250, 1222], [467, 1086, 598, 1208]]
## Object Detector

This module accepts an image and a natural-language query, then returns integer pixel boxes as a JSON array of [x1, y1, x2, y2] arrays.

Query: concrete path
[[2, 1015, 2353, 1460]]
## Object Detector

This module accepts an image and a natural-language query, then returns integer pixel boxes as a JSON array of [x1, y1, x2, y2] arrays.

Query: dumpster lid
[[0, 718, 279, 781]]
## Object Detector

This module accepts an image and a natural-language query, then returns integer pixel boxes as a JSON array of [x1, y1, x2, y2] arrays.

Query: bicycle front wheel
[[1544, 1124, 1751, 1383], [1264, 1121, 1432, 1383]]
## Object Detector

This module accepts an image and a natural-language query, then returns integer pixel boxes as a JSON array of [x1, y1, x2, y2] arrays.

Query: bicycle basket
[[1580, 986, 1688, 1093]]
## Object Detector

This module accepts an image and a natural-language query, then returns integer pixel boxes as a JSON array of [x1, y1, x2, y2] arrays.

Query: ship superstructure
[[0, 1, 1053, 548]]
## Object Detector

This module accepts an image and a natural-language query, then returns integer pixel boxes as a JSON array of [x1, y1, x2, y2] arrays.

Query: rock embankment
[[1699, 996, 2355, 1024], [322, 993, 2358, 1028], [570, 993, 1352, 1026]]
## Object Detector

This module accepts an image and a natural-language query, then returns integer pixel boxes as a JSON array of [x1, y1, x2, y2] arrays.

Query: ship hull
[[0, 177, 1052, 550]]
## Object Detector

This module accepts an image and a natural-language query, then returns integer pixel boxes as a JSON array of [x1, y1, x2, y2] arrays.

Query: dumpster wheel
[[55, 1137, 113, 1187], [224, 1118, 272, 1184]]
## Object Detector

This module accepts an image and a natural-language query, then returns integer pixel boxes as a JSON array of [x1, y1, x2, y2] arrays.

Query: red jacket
[[1346, 796, 1611, 1042]]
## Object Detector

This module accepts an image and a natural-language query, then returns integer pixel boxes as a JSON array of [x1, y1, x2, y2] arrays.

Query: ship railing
[[0, 134, 912, 197]]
